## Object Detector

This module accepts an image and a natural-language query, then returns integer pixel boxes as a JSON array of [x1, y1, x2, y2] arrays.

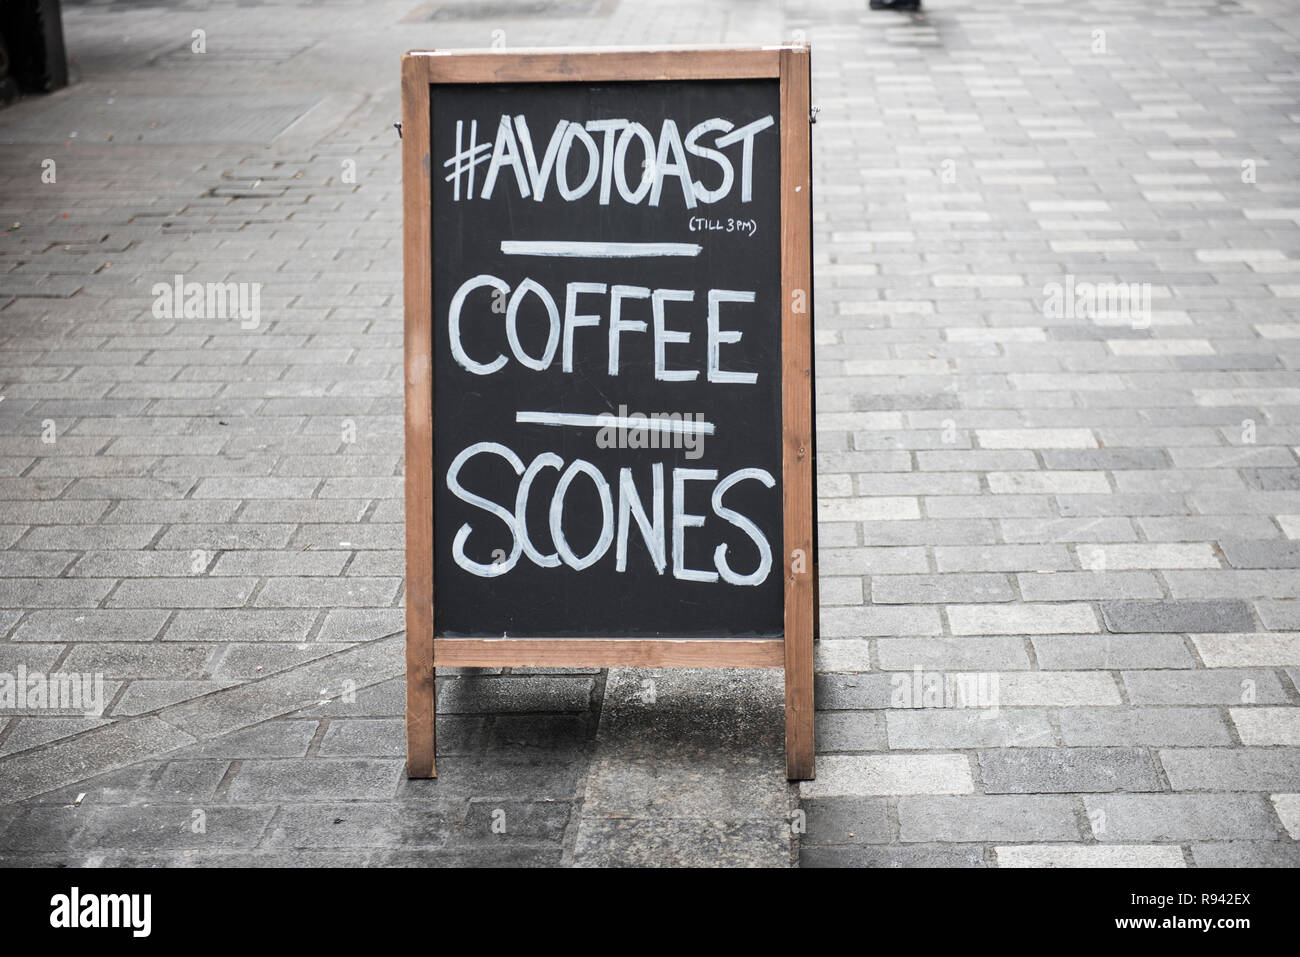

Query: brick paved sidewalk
[[0, 0, 1297, 867], [797, 0, 1299, 867]]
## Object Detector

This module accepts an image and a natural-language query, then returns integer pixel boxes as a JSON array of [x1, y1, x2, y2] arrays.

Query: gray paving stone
[[485, 714, 589, 754], [1000, 518, 1139, 544], [949, 603, 1098, 636], [293, 676, 405, 719], [0, 717, 196, 803], [14, 525, 157, 550], [163, 609, 317, 643], [106, 502, 240, 524], [0, 806, 90, 852], [800, 797, 890, 846], [56, 847, 382, 868], [1219, 540, 1300, 569], [979, 748, 1160, 794], [316, 719, 405, 758], [436, 676, 596, 715], [888, 710, 1057, 750], [1243, 469, 1300, 491], [254, 577, 399, 608], [213, 643, 341, 680], [861, 519, 999, 546], [452, 799, 573, 847], [1057, 708, 1232, 747], [573, 819, 789, 868], [161, 633, 400, 735], [899, 796, 1080, 843], [801, 754, 975, 798], [876, 636, 1030, 672], [872, 574, 1014, 604], [935, 545, 1074, 572], [156, 524, 297, 550], [1100, 600, 1255, 633], [70, 805, 276, 850], [994, 844, 1186, 868], [1139, 515, 1283, 542], [819, 604, 944, 637], [580, 669, 785, 806], [815, 638, 872, 673], [373, 846, 565, 867], [153, 760, 232, 802], [213, 550, 350, 576], [165, 720, 322, 761], [816, 673, 896, 711], [10, 609, 170, 643], [0, 579, 115, 608], [316, 608, 405, 643], [1159, 748, 1300, 792], [68, 550, 197, 578], [814, 711, 888, 753], [1031, 634, 1195, 670], [227, 759, 403, 802], [396, 755, 585, 804], [800, 843, 987, 868], [106, 578, 256, 609], [916, 451, 1037, 472], [1122, 669, 1288, 705], [1256, 600, 1300, 631], [1190, 632, 1300, 667], [820, 547, 929, 575], [0, 552, 77, 577], [1018, 572, 1164, 602], [1057, 495, 1191, 519], [1041, 449, 1168, 470], [1084, 794, 1278, 842], [289, 524, 401, 550], [21, 764, 158, 807], [1164, 570, 1300, 600], [61, 643, 218, 681], [1229, 707, 1300, 746], [1189, 842, 1300, 868], [264, 803, 456, 849], [111, 680, 238, 717], [0, 806, 18, 841], [0, 610, 22, 639]]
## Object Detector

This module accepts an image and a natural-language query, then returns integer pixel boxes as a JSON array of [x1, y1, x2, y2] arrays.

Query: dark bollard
[[0, 0, 69, 96]]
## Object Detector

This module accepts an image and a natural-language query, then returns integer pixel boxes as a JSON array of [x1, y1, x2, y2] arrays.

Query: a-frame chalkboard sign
[[401, 45, 816, 780]]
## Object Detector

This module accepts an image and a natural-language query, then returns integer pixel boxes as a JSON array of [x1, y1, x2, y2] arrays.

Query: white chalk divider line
[[500, 240, 703, 258], [515, 411, 716, 436]]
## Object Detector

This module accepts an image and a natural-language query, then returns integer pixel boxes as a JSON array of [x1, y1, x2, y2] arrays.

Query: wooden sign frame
[[401, 44, 816, 780]]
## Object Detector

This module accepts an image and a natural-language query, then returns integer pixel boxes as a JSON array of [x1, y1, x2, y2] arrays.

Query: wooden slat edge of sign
[[411, 46, 783, 83], [401, 45, 817, 781], [402, 56, 437, 779], [434, 639, 783, 669], [407, 44, 805, 57], [779, 46, 816, 781]]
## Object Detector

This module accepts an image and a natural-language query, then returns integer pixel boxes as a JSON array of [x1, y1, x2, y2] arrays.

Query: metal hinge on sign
[[394, 122, 402, 138], [809, 106, 820, 124]]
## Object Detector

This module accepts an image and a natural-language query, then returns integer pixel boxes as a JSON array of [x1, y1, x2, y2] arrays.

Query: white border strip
[[516, 411, 716, 436], [501, 241, 703, 258]]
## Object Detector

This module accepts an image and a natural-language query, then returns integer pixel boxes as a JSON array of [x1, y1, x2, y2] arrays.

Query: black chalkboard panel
[[430, 78, 783, 639]]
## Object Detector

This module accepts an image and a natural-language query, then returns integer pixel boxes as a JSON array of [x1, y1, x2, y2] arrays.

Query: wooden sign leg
[[402, 54, 436, 778], [780, 45, 815, 781], [406, 628, 436, 778], [784, 613, 815, 780]]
